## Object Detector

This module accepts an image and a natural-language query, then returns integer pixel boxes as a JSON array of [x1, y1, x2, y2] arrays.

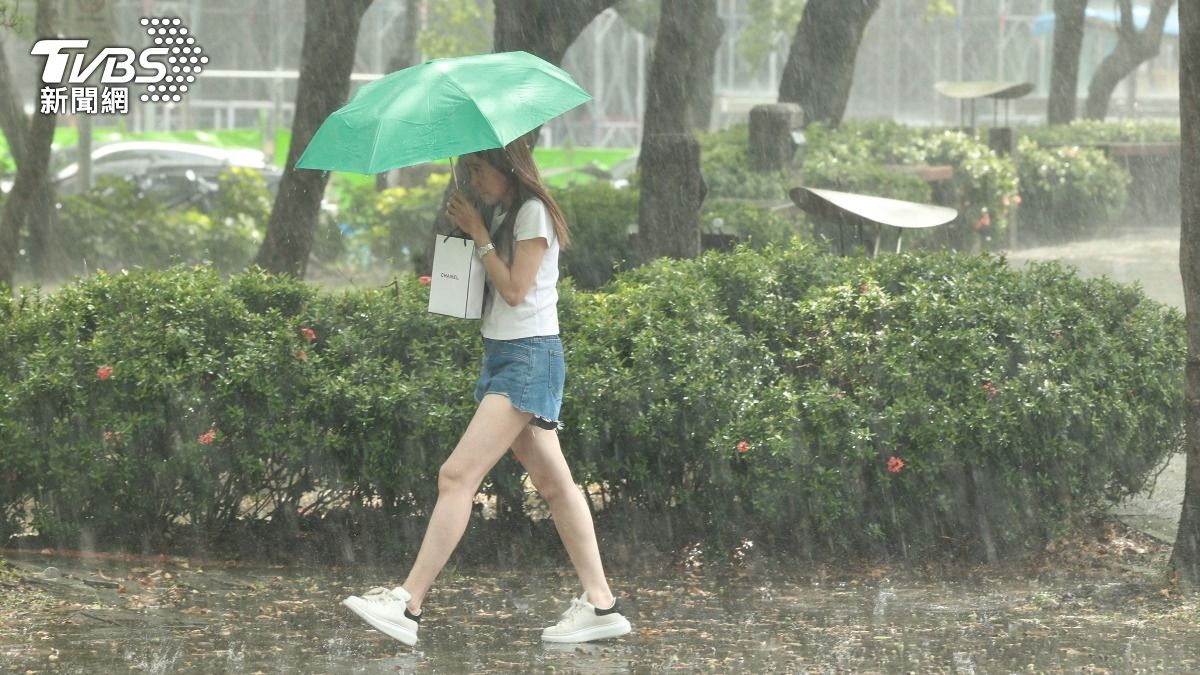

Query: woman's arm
[[446, 192, 548, 306], [480, 237, 547, 306]]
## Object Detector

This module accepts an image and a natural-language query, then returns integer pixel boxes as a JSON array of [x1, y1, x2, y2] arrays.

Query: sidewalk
[[1003, 225, 1184, 543]]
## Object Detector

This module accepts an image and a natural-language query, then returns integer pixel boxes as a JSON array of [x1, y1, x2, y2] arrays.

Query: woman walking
[[342, 138, 632, 646]]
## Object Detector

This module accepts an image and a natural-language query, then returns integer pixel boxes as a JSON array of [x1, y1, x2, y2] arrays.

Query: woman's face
[[463, 155, 514, 207]]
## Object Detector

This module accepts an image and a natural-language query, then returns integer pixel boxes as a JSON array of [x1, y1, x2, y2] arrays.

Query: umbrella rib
[[366, 116, 389, 175]]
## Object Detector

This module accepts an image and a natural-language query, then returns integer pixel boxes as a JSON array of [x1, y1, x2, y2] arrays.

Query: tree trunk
[[637, 0, 715, 262], [778, 0, 883, 127], [253, 0, 374, 278], [685, 2, 724, 132], [1171, 0, 1200, 587], [1047, 0, 1088, 125], [395, 0, 422, 71], [1083, 0, 1175, 120], [749, 103, 804, 171], [493, 0, 620, 64], [0, 0, 58, 291], [377, 0, 424, 192], [0, 32, 28, 170], [638, 133, 705, 260]]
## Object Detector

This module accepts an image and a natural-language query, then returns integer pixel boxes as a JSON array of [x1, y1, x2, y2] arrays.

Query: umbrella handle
[[450, 157, 459, 190]]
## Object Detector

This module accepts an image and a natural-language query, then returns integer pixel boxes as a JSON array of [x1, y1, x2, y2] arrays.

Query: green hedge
[[1014, 138, 1130, 243], [334, 174, 448, 272], [26, 167, 343, 281], [0, 242, 1182, 561], [1019, 120, 1181, 229], [554, 182, 801, 290], [556, 182, 640, 290], [697, 124, 792, 200], [1018, 119, 1181, 147]]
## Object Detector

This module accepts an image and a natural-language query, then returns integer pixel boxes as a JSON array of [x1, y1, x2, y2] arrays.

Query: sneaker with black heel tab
[[541, 592, 632, 643], [342, 586, 421, 646]]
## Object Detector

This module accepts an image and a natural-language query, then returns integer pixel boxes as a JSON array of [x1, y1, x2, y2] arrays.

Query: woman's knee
[[437, 460, 477, 494], [526, 465, 577, 505], [511, 429, 581, 505]]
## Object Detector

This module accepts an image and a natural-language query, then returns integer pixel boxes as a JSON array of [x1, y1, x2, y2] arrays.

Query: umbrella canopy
[[296, 51, 591, 174]]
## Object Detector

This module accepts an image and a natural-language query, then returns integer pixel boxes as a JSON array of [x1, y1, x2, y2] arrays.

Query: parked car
[[50, 141, 281, 195]]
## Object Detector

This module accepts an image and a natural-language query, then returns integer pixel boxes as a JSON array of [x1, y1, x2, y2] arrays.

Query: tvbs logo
[[32, 17, 206, 114]]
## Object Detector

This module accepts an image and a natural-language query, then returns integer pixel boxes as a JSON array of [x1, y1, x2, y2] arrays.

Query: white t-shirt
[[481, 198, 560, 340]]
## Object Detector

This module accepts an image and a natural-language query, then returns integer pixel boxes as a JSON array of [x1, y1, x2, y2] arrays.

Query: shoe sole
[[540, 617, 632, 643], [341, 597, 418, 646]]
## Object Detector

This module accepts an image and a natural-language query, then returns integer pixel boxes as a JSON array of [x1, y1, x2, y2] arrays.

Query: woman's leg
[[401, 394, 532, 612], [510, 426, 615, 609]]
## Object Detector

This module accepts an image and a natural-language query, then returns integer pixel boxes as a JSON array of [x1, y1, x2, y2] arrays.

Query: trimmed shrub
[[1015, 138, 1130, 242], [801, 123, 932, 203], [0, 244, 1182, 562], [1018, 119, 1181, 147], [335, 174, 448, 272], [556, 182, 639, 290], [701, 200, 805, 251], [1018, 120, 1179, 228], [563, 243, 1182, 559], [45, 168, 288, 278]]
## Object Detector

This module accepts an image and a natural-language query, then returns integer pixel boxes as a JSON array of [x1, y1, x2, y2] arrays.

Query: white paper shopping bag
[[428, 235, 485, 319]]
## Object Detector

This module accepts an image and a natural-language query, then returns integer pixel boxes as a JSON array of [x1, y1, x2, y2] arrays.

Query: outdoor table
[[788, 186, 958, 256], [933, 80, 1034, 128]]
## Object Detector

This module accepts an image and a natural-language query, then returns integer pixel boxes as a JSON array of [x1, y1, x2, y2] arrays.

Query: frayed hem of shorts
[[480, 391, 563, 432], [530, 416, 563, 432]]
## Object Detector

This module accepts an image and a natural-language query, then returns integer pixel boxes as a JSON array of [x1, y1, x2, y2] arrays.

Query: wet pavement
[[2, 533, 1199, 674]]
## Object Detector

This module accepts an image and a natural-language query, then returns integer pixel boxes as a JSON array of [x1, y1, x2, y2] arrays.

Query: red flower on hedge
[[295, 350, 308, 362], [418, 276, 433, 286], [103, 431, 122, 445], [982, 382, 998, 400], [736, 439, 750, 455], [197, 428, 217, 445], [301, 327, 317, 342], [97, 365, 114, 381], [887, 456, 906, 474]]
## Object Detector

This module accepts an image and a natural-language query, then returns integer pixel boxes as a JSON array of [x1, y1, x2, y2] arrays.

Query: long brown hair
[[468, 137, 570, 261]]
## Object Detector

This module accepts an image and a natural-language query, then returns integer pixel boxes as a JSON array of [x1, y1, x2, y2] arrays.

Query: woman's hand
[[447, 191, 487, 243]]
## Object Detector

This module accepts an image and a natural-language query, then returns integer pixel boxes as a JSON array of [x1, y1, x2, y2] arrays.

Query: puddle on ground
[[2, 548, 1199, 673]]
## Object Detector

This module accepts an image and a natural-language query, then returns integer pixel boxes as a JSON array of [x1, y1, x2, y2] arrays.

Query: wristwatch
[[476, 242, 496, 259]]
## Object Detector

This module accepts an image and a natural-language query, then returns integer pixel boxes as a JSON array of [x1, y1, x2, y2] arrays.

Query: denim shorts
[[474, 335, 565, 430]]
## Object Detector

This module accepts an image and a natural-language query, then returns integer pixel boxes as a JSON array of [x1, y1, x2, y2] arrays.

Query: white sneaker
[[541, 592, 632, 643], [342, 586, 420, 646]]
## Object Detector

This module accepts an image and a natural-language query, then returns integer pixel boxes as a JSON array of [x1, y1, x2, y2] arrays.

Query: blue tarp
[[1031, 6, 1180, 37]]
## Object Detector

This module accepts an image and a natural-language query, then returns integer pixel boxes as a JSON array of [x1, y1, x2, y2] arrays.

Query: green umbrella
[[296, 51, 591, 175]]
